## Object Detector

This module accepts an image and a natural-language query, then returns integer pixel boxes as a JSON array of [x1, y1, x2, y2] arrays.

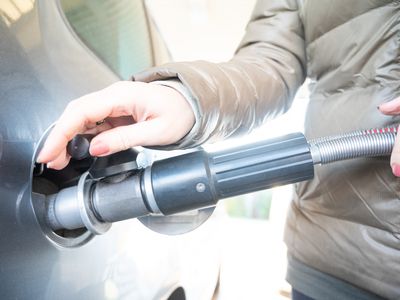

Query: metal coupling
[[47, 172, 112, 235]]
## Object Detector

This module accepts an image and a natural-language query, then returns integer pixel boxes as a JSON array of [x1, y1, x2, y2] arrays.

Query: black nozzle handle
[[149, 133, 314, 215], [209, 133, 314, 198]]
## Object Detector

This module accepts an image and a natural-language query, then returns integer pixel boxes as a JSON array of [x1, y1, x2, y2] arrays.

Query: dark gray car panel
[[0, 1, 207, 299], [0, 1, 120, 298]]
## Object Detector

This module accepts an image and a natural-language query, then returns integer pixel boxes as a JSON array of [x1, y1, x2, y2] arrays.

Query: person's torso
[[285, 1, 400, 298]]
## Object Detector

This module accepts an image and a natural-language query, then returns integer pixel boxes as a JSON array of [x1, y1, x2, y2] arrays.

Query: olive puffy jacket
[[134, 1, 400, 298]]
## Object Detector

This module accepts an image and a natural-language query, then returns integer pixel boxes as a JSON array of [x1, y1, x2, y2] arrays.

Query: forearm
[[133, 0, 306, 148]]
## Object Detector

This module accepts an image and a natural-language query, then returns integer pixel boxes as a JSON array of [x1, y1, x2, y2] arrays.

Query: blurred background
[[0, 0, 309, 299], [144, 0, 309, 299]]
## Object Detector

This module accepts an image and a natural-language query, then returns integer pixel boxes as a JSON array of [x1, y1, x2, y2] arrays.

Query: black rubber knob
[[67, 135, 93, 160]]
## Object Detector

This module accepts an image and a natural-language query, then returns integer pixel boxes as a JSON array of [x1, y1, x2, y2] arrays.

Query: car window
[[60, 0, 154, 79]]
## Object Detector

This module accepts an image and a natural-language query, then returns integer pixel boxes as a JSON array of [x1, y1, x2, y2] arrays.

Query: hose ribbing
[[309, 127, 398, 165]]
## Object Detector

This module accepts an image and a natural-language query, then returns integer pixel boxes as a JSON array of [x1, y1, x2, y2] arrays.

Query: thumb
[[391, 131, 400, 177], [89, 119, 168, 156], [378, 96, 400, 115]]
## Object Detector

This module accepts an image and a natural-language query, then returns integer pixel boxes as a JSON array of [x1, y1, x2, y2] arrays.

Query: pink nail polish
[[391, 164, 400, 177], [90, 140, 110, 156]]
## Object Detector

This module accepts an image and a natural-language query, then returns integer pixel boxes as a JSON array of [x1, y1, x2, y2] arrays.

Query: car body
[[0, 1, 221, 299]]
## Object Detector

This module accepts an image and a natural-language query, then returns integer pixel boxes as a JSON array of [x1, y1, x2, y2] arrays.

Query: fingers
[[36, 86, 125, 164], [83, 121, 113, 135], [378, 96, 400, 176], [46, 149, 71, 170], [89, 118, 171, 156], [38, 81, 195, 170], [391, 130, 400, 177], [378, 96, 400, 115]]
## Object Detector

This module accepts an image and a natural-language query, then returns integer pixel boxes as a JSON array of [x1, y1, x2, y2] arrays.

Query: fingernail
[[36, 139, 50, 163], [90, 140, 110, 156], [391, 164, 400, 177], [36, 152, 44, 163], [36, 150, 46, 163]]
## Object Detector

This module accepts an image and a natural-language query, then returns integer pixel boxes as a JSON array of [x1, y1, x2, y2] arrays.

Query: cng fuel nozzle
[[46, 126, 398, 235]]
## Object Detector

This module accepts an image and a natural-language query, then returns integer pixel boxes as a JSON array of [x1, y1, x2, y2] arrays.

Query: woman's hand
[[378, 96, 400, 176], [37, 81, 195, 170]]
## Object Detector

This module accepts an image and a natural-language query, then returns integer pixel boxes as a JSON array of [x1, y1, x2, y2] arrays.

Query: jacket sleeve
[[133, 0, 306, 148]]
